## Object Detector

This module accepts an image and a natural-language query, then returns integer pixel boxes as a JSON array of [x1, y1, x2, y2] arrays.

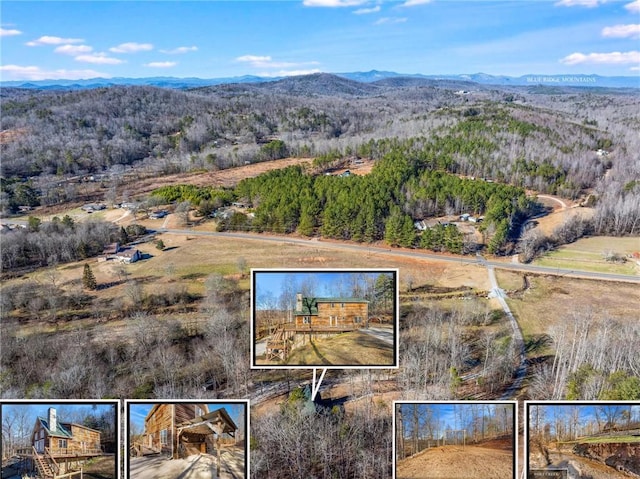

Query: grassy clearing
[[280, 330, 394, 367], [534, 236, 640, 275], [499, 270, 640, 359], [561, 436, 640, 444]]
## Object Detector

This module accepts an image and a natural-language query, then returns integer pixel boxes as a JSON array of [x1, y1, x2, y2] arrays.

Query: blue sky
[[253, 271, 390, 307], [1, 1, 638, 81], [1, 403, 115, 427], [128, 403, 246, 434], [399, 403, 512, 434]]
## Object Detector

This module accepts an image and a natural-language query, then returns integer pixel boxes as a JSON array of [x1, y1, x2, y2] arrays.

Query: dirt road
[[397, 444, 513, 479]]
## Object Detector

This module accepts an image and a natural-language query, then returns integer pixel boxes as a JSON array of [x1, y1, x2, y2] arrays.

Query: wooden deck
[[283, 324, 360, 333]]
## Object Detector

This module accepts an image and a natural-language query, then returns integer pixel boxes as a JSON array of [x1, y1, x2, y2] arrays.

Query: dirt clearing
[[128, 157, 313, 194], [257, 330, 394, 367], [396, 443, 513, 479]]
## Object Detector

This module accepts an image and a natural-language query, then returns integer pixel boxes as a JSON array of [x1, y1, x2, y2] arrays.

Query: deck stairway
[[266, 327, 291, 361], [32, 447, 59, 479]]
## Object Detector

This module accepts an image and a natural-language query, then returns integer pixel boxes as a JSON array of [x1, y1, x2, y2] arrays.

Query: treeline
[[0, 273, 249, 399], [154, 156, 533, 254], [232, 152, 532, 254], [1, 217, 118, 272], [529, 311, 640, 400], [252, 386, 391, 478]]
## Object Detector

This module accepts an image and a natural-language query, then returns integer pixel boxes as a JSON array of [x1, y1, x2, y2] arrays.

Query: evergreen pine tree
[[83, 264, 97, 290]]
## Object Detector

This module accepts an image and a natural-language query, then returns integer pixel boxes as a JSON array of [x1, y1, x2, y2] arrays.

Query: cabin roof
[[37, 417, 73, 438], [176, 407, 237, 437]]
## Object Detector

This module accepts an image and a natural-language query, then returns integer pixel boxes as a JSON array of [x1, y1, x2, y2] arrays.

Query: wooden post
[[216, 436, 221, 478]]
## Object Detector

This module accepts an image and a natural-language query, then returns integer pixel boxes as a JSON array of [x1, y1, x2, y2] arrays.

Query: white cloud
[[555, 0, 604, 5], [560, 50, 640, 65], [0, 27, 22, 37], [626, 0, 640, 12], [26, 35, 84, 46], [602, 24, 640, 39], [303, 0, 367, 6], [75, 53, 124, 65], [144, 61, 177, 68], [236, 55, 273, 65], [0, 64, 107, 81], [54, 44, 93, 55], [353, 5, 381, 14], [236, 54, 319, 69], [258, 68, 322, 77], [631, 66, 640, 71], [401, 0, 432, 6], [374, 17, 408, 25], [109, 42, 153, 53], [159, 46, 198, 54]]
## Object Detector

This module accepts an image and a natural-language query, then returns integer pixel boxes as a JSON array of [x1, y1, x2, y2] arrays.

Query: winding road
[[157, 228, 640, 284]]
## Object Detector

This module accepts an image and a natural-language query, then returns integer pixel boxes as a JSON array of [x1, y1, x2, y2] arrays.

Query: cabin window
[[303, 316, 310, 324], [160, 429, 168, 445], [341, 303, 345, 307], [58, 439, 67, 449], [331, 303, 334, 308], [195, 406, 204, 418], [355, 316, 362, 323]]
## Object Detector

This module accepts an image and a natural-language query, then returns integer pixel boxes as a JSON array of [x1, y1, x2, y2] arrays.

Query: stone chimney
[[296, 293, 303, 312], [48, 407, 57, 432]]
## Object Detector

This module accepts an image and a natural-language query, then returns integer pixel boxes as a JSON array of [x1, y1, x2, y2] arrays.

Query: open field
[[497, 270, 639, 358], [531, 205, 594, 237], [396, 439, 513, 479], [533, 236, 640, 275]]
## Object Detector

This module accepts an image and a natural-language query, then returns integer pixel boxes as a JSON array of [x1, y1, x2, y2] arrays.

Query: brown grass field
[[497, 270, 640, 358], [257, 330, 394, 367]]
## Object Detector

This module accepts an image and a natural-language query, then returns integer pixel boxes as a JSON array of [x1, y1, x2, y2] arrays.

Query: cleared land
[[496, 270, 639, 358], [534, 235, 639, 275], [257, 329, 394, 367], [396, 439, 513, 479]]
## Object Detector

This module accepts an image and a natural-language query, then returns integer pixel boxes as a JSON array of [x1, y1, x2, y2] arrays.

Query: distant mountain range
[[1, 70, 638, 90]]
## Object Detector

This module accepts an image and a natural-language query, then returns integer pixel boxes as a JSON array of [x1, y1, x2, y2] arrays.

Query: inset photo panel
[[526, 401, 640, 479], [251, 268, 399, 368], [393, 400, 517, 479], [126, 400, 249, 479], [0, 399, 120, 479]]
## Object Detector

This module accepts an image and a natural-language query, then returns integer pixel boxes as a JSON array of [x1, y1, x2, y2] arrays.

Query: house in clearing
[[294, 293, 368, 329], [99, 242, 142, 263], [32, 408, 102, 456], [139, 404, 238, 459]]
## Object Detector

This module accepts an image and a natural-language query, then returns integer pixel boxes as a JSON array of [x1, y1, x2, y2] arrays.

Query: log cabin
[[141, 404, 238, 459], [32, 408, 102, 457], [294, 293, 368, 329]]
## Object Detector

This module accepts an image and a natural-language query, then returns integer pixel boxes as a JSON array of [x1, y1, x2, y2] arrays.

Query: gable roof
[[37, 417, 72, 439], [295, 297, 368, 315]]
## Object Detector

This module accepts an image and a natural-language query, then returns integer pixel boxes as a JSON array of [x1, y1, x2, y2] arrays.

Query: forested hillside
[[2, 74, 638, 236]]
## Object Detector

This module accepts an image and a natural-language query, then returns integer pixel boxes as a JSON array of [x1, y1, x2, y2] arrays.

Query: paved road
[[157, 228, 640, 283]]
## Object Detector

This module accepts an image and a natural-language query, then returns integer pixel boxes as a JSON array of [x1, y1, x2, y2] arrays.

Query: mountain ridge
[[1, 70, 638, 90]]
